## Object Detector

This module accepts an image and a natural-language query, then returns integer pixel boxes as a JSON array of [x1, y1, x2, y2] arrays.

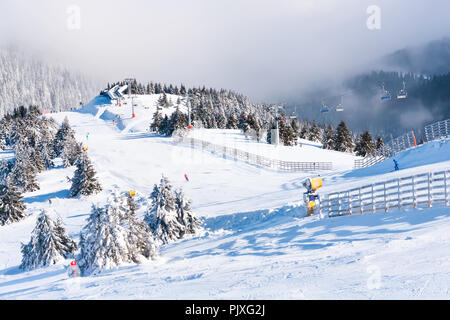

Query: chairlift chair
[[397, 81, 407, 99], [335, 96, 344, 112], [381, 83, 391, 101], [320, 99, 330, 113]]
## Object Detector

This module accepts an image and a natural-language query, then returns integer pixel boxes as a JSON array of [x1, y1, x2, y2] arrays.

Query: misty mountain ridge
[[287, 37, 450, 139], [380, 37, 450, 76], [0, 47, 100, 116]]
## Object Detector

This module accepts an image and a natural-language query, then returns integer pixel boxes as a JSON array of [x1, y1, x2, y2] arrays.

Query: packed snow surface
[[0, 95, 449, 299]]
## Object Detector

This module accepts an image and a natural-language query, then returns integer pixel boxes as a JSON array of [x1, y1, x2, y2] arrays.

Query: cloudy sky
[[1, 0, 449, 101]]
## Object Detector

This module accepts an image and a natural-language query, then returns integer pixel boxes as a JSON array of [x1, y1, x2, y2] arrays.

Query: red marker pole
[[71, 260, 77, 278]]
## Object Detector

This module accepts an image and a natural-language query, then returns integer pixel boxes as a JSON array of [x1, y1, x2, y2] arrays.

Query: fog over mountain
[[0, 46, 100, 116], [1, 0, 449, 102]]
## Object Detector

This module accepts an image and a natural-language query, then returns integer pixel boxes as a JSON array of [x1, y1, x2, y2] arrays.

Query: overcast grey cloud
[[1, 0, 449, 102]]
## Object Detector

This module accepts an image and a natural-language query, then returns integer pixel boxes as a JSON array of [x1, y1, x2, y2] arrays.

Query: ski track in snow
[[0, 95, 449, 299]]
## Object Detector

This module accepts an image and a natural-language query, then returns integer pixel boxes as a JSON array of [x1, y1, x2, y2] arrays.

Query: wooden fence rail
[[319, 169, 450, 217], [175, 136, 333, 172], [425, 119, 450, 142]]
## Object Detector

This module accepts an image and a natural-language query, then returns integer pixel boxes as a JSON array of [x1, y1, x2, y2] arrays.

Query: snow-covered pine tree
[[106, 192, 157, 262], [168, 107, 188, 136], [322, 124, 335, 150], [38, 138, 54, 169], [145, 175, 183, 245], [54, 216, 77, 258], [151, 110, 163, 132], [158, 92, 171, 108], [0, 182, 26, 226], [226, 114, 238, 129], [158, 115, 170, 136], [0, 160, 13, 183], [70, 151, 102, 197], [216, 114, 227, 129], [30, 147, 46, 173], [308, 121, 322, 142], [299, 123, 309, 139], [290, 119, 300, 136], [123, 194, 158, 262], [0, 134, 5, 151], [376, 135, 384, 150], [53, 117, 76, 158], [20, 210, 76, 270], [237, 113, 250, 132], [61, 140, 83, 168], [79, 195, 158, 275], [174, 188, 202, 237], [354, 131, 376, 157], [334, 121, 354, 153], [8, 156, 40, 192], [78, 204, 129, 275], [246, 114, 261, 136], [279, 119, 297, 146]]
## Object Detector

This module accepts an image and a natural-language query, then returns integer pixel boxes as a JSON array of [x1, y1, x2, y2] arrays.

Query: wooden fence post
[[428, 172, 433, 208], [359, 188, 363, 214], [412, 176, 416, 208], [348, 191, 352, 215], [372, 184, 375, 213], [397, 178, 401, 210], [384, 182, 388, 213], [445, 171, 448, 206], [338, 193, 342, 215]]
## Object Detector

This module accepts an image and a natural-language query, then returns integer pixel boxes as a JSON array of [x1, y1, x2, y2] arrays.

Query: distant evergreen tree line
[[104, 80, 276, 136], [272, 117, 387, 157], [104, 80, 392, 155]]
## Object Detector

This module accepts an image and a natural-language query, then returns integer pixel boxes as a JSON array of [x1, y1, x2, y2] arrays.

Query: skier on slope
[[184, 174, 189, 182], [393, 159, 399, 171]]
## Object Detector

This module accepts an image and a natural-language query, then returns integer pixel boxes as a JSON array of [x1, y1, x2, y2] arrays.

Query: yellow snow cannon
[[302, 177, 323, 217], [129, 190, 136, 198], [303, 177, 323, 192]]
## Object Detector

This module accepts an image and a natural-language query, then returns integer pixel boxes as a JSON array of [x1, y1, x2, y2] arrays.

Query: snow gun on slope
[[302, 177, 323, 217]]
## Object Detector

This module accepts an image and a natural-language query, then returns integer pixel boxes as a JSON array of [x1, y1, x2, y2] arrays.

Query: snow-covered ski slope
[[0, 94, 449, 299]]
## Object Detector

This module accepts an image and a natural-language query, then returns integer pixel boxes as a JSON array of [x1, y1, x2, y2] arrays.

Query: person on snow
[[184, 174, 190, 182], [393, 159, 399, 171]]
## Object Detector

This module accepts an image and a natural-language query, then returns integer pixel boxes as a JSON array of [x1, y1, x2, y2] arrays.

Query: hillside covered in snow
[[0, 94, 449, 299]]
